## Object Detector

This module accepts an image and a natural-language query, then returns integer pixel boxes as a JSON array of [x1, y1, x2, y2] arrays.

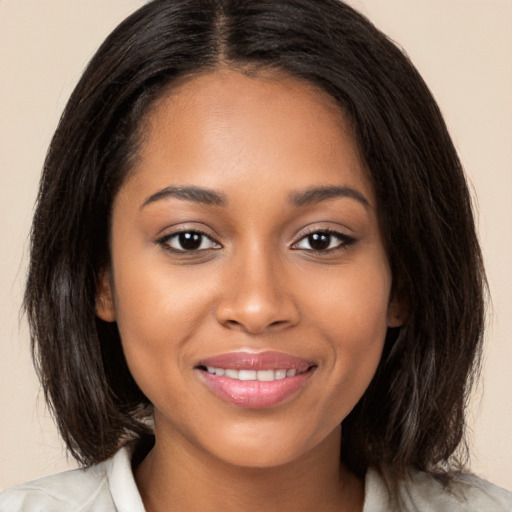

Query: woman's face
[[97, 69, 402, 468]]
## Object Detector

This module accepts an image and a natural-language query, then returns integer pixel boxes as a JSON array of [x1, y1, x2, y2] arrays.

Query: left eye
[[159, 231, 220, 252], [293, 231, 355, 252]]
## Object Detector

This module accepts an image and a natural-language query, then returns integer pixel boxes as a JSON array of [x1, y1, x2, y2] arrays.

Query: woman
[[1, 0, 511, 510]]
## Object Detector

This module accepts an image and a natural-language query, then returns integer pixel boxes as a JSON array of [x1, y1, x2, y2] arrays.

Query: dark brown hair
[[25, 0, 486, 477]]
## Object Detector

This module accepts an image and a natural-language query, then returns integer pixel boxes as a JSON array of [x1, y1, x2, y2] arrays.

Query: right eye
[[157, 230, 221, 252]]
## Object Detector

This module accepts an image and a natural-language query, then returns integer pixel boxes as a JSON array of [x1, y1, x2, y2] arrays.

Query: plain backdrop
[[1, 0, 511, 491]]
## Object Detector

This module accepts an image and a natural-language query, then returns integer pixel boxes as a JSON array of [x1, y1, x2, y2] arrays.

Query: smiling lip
[[196, 351, 316, 409]]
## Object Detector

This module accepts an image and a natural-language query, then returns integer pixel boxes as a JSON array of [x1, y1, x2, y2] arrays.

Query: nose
[[215, 246, 300, 334]]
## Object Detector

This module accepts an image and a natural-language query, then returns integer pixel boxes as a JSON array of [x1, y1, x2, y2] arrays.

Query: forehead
[[125, 69, 373, 204]]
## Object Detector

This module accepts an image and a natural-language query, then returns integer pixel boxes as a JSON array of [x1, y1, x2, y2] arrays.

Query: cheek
[[110, 251, 220, 388], [303, 256, 391, 341], [302, 256, 391, 401], [113, 235, 218, 330]]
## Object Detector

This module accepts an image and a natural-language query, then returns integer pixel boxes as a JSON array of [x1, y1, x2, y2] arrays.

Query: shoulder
[[0, 462, 112, 512], [364, 467, 512, 512], [0, 444, 145, 512]]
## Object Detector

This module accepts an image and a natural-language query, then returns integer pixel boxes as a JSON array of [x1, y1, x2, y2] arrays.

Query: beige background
[[1, 0, 511, 492]]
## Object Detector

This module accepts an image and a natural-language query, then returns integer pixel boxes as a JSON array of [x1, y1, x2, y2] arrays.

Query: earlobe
[[387, 294, 408, 328], [95, 269, 116, 322]]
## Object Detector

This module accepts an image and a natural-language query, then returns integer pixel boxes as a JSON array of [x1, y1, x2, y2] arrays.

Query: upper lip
[[196, 351, 314, 372]]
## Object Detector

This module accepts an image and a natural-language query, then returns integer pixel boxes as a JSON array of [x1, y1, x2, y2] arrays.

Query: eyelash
[[291, 229, 357, 254], [156, 229, 221, 253], [156, 228, 356, 254]]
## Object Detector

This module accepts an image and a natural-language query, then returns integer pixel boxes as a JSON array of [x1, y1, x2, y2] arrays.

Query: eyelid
[[156, 228, 222, 252], [155, 224, 356, 254], [291, 227, 357, 252]]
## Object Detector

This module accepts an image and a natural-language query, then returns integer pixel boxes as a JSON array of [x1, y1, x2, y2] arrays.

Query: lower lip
[[198, 369, 314, 409]]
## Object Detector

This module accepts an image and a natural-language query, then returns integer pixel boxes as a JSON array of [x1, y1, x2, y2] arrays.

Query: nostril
[[215, 295, 301, 334], [224, 319, 243, 329]]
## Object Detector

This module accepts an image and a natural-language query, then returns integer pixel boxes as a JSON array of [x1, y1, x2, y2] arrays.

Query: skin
[[97, 69, 404, 512]]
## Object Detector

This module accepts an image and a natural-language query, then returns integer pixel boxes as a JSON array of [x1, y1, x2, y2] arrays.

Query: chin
[[201, 420, 342, 471], [214, 443, 309, 470]]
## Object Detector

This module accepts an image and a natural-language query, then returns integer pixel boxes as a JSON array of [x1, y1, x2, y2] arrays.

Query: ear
[[95, 269, 116, 322], [387, 290, 408, 328]]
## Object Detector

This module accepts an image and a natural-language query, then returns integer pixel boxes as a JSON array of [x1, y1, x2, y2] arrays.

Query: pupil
[[309, 233, 330, 251], [179, 232, 202, 250]]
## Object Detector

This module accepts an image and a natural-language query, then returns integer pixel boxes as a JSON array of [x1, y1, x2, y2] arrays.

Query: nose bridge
[[216, 239, 298, 333], [237, 242, 280, 305]]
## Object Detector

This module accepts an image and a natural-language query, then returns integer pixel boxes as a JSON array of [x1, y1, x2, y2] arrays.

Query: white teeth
[[204, 366, 305, 381], [238, 370, 257, 381], [207, 366, 226, 376], [274, 369, 287, 380], [256, 369, 275, 381]]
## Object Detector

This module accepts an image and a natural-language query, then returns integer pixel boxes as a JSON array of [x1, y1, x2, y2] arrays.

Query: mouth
[[195, 351, 317, 409], [200, 366, 308, 381]]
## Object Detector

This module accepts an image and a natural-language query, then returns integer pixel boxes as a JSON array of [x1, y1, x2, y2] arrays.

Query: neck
[[135, 424, 364, 512]]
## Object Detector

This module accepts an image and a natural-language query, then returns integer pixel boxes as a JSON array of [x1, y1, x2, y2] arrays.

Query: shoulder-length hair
[[25, 0, 485, 476]]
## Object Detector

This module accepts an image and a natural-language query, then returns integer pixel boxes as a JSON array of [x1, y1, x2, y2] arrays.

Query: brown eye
[[293, 230, 356, 252], [178, 232, 202, 250], [159, 231, 220, 252], [307, 233, 331, 251]]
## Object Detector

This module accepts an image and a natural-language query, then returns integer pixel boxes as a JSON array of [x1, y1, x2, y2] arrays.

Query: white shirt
[[1, 444, 511, 511]]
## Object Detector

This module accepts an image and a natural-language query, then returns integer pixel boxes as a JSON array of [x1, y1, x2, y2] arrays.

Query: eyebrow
[[140, 184, 369, 210], [289, 186, 370, 208], [140, 185, 228, 209]]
